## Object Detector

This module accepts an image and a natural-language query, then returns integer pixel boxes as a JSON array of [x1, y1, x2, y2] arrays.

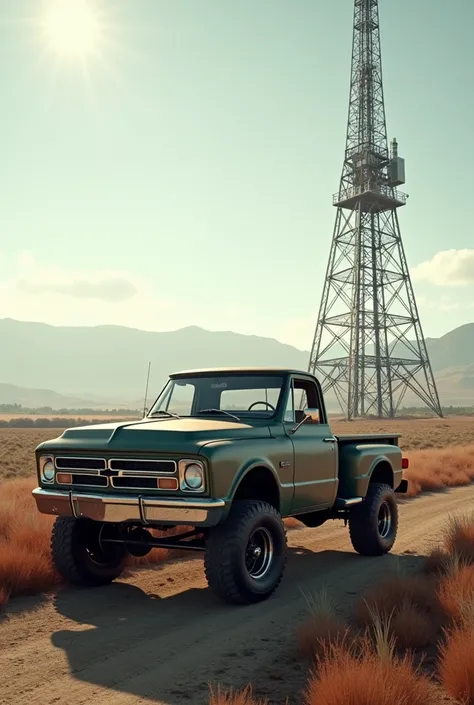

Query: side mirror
[[290, 408, 320, 434]]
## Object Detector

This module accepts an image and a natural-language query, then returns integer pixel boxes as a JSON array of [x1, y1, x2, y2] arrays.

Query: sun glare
[[41, 0, 102, 58]]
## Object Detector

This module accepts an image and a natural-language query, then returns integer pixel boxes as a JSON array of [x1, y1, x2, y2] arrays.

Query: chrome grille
[[111, 476, 162, 490], [53, 455, 178, 492], [55, 457, 106, 471], [71, 475, 108, 488], [109, 459, 176, 474]]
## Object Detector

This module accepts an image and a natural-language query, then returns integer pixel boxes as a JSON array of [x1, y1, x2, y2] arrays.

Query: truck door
[[284, 375, 338, 513]]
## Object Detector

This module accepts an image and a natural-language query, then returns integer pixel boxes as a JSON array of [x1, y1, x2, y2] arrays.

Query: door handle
[[323, 437, 337, 443]]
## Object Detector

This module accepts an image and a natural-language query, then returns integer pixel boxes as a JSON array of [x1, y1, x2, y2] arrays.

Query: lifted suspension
[[99, 525, 206, 555]]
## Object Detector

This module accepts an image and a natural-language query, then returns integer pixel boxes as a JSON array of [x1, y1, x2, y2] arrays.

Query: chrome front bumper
[[32, 487, 226, 526]]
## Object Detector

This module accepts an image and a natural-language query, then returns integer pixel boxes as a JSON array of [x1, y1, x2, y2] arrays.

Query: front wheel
[[204, 500, 287, 605], [348, 482, 398, 556], [51, 516, 127, 586]]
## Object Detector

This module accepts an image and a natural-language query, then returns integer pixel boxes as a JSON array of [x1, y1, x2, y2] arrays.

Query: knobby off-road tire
[[51, 516, 126, 587], [348, 482, 398, 556], [204, 500, 287, 605]]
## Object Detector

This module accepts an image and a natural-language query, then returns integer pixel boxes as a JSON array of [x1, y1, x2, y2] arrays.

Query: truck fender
[[368, 455, 393, 476], [337, 443, 402, 499], [366, 455, 395, 487], [228, 458, 282, 504]]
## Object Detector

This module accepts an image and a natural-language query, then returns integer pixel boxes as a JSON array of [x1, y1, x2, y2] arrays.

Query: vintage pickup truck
[[33, 367, 408, 605]]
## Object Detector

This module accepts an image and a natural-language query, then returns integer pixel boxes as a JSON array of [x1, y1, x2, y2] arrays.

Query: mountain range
[[0, 383, 107, 411], [0, 318, 473, 411]]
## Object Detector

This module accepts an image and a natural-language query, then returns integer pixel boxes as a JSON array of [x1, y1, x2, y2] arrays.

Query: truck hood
[[38, 417, 272, 455]]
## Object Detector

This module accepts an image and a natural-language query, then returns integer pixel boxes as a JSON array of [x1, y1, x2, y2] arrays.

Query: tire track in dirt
[[1, 485, 473, 705]]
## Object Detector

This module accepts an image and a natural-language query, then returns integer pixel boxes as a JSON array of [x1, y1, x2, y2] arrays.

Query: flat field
[[331, 415, 474, 450], [0, 428, 65, 481], [1, 416, 473, 482]]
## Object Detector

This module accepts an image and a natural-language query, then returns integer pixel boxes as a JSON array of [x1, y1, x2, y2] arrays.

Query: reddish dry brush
[[431, 516, 474, 702], [0, 477, 59, 600], [304, 637, 437, 705], [437, 566, 474, 625], [389, 599, 437, 650], [354, 573, 440, 621], [443, 512, 474, 564], [404, 446, 474, 497], [296, 588, 349, 661], [297, 613, 349, 661], [354, 574, 440, 649], [424, 546, 452, 576], [0, 477, 176, 607], [424, 513, 474, 577], [438, 627, 474, 705]]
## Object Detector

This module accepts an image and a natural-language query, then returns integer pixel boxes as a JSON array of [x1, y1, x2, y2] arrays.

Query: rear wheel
[[348, 482, 398, 556], [204, 500, 287, 605], [51, 516, 127, 586]]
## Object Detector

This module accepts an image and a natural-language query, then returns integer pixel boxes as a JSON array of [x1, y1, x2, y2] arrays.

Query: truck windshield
[[148, 374, 285, 420]]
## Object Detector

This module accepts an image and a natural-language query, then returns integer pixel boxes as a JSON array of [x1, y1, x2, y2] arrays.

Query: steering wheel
[[247, 400, 276, 411]]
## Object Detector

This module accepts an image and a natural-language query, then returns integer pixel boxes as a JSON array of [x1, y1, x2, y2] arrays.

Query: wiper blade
[[197, 408, 240, 422], [149, 410, 180, 418]]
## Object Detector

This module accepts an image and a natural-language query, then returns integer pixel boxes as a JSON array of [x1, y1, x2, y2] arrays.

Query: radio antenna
[[142, 361, 152, 417]]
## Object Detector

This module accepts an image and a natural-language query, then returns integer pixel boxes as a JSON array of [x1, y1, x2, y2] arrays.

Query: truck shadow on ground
[[50, 547, 427, 705]]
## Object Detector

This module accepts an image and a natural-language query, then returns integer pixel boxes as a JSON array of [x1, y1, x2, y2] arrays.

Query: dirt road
[[1, 485, 473, 705]]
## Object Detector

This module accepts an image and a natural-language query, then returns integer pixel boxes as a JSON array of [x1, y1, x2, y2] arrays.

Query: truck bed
[[335, 433, 400, 446]]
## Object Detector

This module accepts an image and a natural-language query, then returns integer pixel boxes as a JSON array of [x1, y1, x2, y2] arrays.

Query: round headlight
[[184, 463, 203, 490], [42, 460, 55, 482]]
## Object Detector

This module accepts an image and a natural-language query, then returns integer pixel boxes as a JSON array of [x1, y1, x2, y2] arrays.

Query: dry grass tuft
[[365, 604, 396, 663], [389, 599, 437, 650], [297, 614, 348, 661], [438, 628, 474, 704], [297, 588, 348, 660], [301, 585, 337, 618], [304, 637, 436, 705], [354, 574, 440, 649], [424, 546, 451, 576], [209, 685, 267, 705], [443, 512, 474, 564], [0, 478, 60, 600], [437, 565, 474, 625], [427, 512, 474, 578], [355, 573, 439, 623]]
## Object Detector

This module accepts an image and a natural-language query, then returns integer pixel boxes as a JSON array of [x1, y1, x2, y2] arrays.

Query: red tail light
[[402, 457, 409, 470]]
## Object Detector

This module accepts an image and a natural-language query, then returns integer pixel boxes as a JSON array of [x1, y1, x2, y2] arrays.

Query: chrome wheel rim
[[378, 501, 392, 539], [245, 527, 274, 579]]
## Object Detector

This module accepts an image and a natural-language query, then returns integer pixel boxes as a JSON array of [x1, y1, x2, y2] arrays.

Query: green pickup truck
[[33, 367, 408, 605]]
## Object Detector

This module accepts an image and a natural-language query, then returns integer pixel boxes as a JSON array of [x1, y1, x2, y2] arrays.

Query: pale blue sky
[[1, 0, 473, 350]]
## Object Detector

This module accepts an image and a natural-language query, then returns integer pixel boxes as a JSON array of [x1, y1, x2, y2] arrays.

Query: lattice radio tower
[[308, 0, 442, 419]]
